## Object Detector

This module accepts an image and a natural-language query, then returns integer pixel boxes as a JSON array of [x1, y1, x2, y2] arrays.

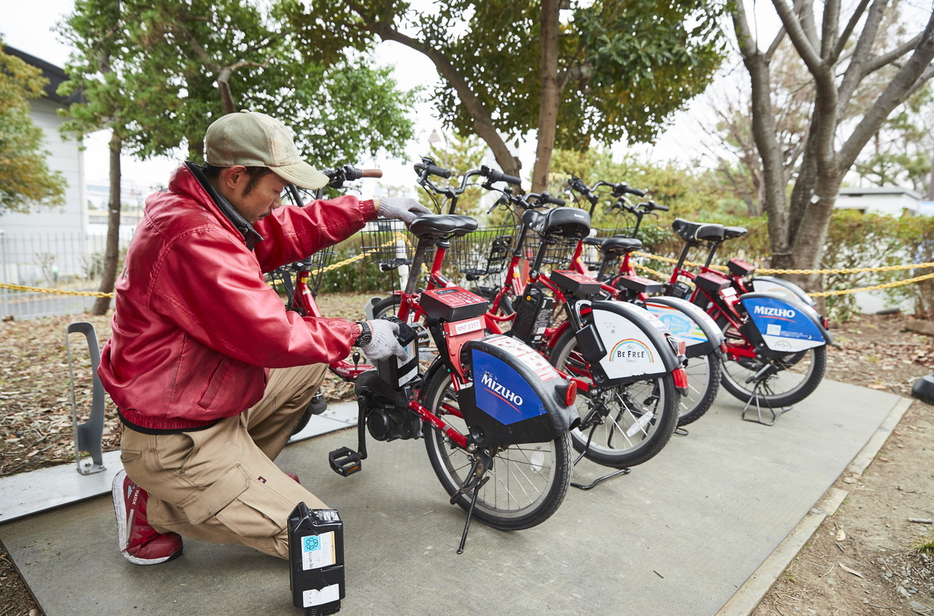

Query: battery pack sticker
[[303, 584, 340, 608], [301, 531, 336, 571], [644, 303, 707, 345], [472, 351, 546, 424]]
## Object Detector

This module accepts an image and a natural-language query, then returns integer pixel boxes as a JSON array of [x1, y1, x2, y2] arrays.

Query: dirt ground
[[1, 308, 933, 616]]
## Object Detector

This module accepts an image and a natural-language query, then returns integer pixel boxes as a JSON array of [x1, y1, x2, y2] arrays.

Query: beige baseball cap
[[204, 110, 329, 189]]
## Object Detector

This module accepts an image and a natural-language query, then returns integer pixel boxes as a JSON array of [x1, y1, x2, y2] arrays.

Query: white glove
[[378, 197, 432, 225], [360, 319, 408, 361]]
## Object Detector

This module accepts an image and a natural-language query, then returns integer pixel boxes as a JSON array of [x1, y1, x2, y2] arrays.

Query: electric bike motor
[[353, 318, 423, 443], [456, 334, 580, 449], [737, 291, 833, 358]]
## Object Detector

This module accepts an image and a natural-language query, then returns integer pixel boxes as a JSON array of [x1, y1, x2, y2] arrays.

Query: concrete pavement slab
[[0, 380, 903, 616]]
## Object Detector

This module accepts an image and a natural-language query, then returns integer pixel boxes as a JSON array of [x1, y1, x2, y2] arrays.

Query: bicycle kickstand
[[741, 364, 792, 426], [452, 452, 492, 554], [570, 421, 630, 491]]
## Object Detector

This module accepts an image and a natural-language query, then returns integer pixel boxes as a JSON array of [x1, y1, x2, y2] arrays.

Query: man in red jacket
[[101, 110, 428, 565]]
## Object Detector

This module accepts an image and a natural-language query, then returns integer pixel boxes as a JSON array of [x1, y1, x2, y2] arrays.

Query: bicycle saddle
[[722, 226, 747, 240], [582, 236, 642, 255], [672, 218, 725, 243], [528, 207, 591, 240], [408, 214, 478, 239]]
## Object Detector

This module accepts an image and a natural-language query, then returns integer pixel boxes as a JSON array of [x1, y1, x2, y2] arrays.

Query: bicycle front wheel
[[422, 369, 572, 531], [549, 328, 678, 469]]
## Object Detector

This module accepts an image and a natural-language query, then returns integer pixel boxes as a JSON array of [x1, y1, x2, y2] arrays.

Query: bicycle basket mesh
[[521, 232, 581, 273], [359, 220, 425, 271], [305, 246, 335, 294], [446, 225, 514, 286]]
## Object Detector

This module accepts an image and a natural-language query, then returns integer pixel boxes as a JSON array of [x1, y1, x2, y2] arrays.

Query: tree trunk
[[732, 7, 791, 267], [91, 132, 123, 316], [530, 0, 561, 194]]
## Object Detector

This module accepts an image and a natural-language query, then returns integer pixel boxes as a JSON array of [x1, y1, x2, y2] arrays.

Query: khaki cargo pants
[[119, 364, 329, 559]]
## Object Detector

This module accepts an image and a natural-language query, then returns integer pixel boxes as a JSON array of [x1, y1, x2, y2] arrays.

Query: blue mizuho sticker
[[743, 296, 825, 352], [471, 351, 545, 425]]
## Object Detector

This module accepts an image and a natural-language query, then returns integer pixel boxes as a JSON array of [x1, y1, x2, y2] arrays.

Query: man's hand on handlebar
[[378, 197, 432, 225]]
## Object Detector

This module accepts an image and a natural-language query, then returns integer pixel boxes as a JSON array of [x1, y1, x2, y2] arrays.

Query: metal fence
[[0, 231, 135, 320]]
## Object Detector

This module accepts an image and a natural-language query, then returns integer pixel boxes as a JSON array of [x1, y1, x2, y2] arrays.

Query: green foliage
[[852, 85, 934, 193], [56, 0, 417, 168], [0, 40, 67, 214], [549, 147, 744, 230], [916, 534, 934, 554], [285, 0, 726, 176]]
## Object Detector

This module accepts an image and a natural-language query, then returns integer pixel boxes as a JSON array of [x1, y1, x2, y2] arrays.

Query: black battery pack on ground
[[288, 503, 345, 615]]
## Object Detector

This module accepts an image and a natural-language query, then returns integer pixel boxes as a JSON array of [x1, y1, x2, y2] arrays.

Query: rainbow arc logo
[[608, 338, 654, 362]]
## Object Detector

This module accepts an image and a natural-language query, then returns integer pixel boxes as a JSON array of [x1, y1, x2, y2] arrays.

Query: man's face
[[223, 167, 290, 224]]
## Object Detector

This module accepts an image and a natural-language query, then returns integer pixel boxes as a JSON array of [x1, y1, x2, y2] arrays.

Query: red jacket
[[98, 164, 376, 432]]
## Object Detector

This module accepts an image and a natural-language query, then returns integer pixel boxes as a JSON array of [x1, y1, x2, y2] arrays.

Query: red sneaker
[[112, 470, 183, 565], [286, 473, 301, 484]]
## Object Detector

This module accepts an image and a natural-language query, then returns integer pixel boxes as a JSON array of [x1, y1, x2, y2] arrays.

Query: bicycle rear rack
[[66, 322, 107, 475]]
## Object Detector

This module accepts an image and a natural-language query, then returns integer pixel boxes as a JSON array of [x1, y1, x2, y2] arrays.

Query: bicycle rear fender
[[458, 335, 580, 448], [738, 292, 832, 355], [748, 276, 817, 309], [580, 300, 682, 384], [643, 296, 725, 358]]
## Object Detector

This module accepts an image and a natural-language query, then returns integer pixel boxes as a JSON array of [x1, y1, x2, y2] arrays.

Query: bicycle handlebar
[[642, 200, 668, 212], [481, 165, 522, 187], [414, 161, 453, 180], [415, 157, 523, 214], [534, 191, 566, 207]]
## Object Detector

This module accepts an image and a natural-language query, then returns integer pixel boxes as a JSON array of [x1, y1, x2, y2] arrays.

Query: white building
[[835, 186, 923, 216], [0, 46, 86, 237]]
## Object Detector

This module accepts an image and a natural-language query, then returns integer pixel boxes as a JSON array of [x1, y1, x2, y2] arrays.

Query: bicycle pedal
[[329, 447, 362, 477]]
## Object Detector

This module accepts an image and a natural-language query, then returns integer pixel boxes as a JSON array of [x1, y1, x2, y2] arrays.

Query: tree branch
[[836, 0, 886, 114], [820, 0, 840, 58], [839, 12, 934, 168], [830, 0, 871, 61], [352, 10, 519, 176], [795, 0, 821, 50], [862, 32, 924, 76], [763, 26, 788, 63], [774, 0, 822, 73]]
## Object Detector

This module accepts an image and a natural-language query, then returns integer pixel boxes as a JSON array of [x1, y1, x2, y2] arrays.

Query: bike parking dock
[[0, 379, 909, 616]]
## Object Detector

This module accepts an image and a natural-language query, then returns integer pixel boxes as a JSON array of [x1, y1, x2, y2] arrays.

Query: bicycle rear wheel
[[549, 328, 678, 468], [719, 321, 827, 407], [677, 351, 721, 427], [421, 369, 572, 531]]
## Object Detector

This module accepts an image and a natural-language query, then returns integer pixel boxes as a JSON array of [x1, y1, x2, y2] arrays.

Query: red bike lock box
[[419, 286, 489, 322], [288, 502, 344, 616]]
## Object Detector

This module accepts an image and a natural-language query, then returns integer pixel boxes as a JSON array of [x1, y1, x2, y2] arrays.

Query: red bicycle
[[661, 218, 832, 423], [275, 167, 578, 550], [563, 176, 726, 428], [375, 163, 687, 471]]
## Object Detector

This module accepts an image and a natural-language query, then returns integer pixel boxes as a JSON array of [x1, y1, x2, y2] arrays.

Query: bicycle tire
[[718, 320, 827, 407], [371, 294, 403, 319], [548, 328, 678, 468], [677, 351, 721, 427], [421, 369, 572, 531]]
